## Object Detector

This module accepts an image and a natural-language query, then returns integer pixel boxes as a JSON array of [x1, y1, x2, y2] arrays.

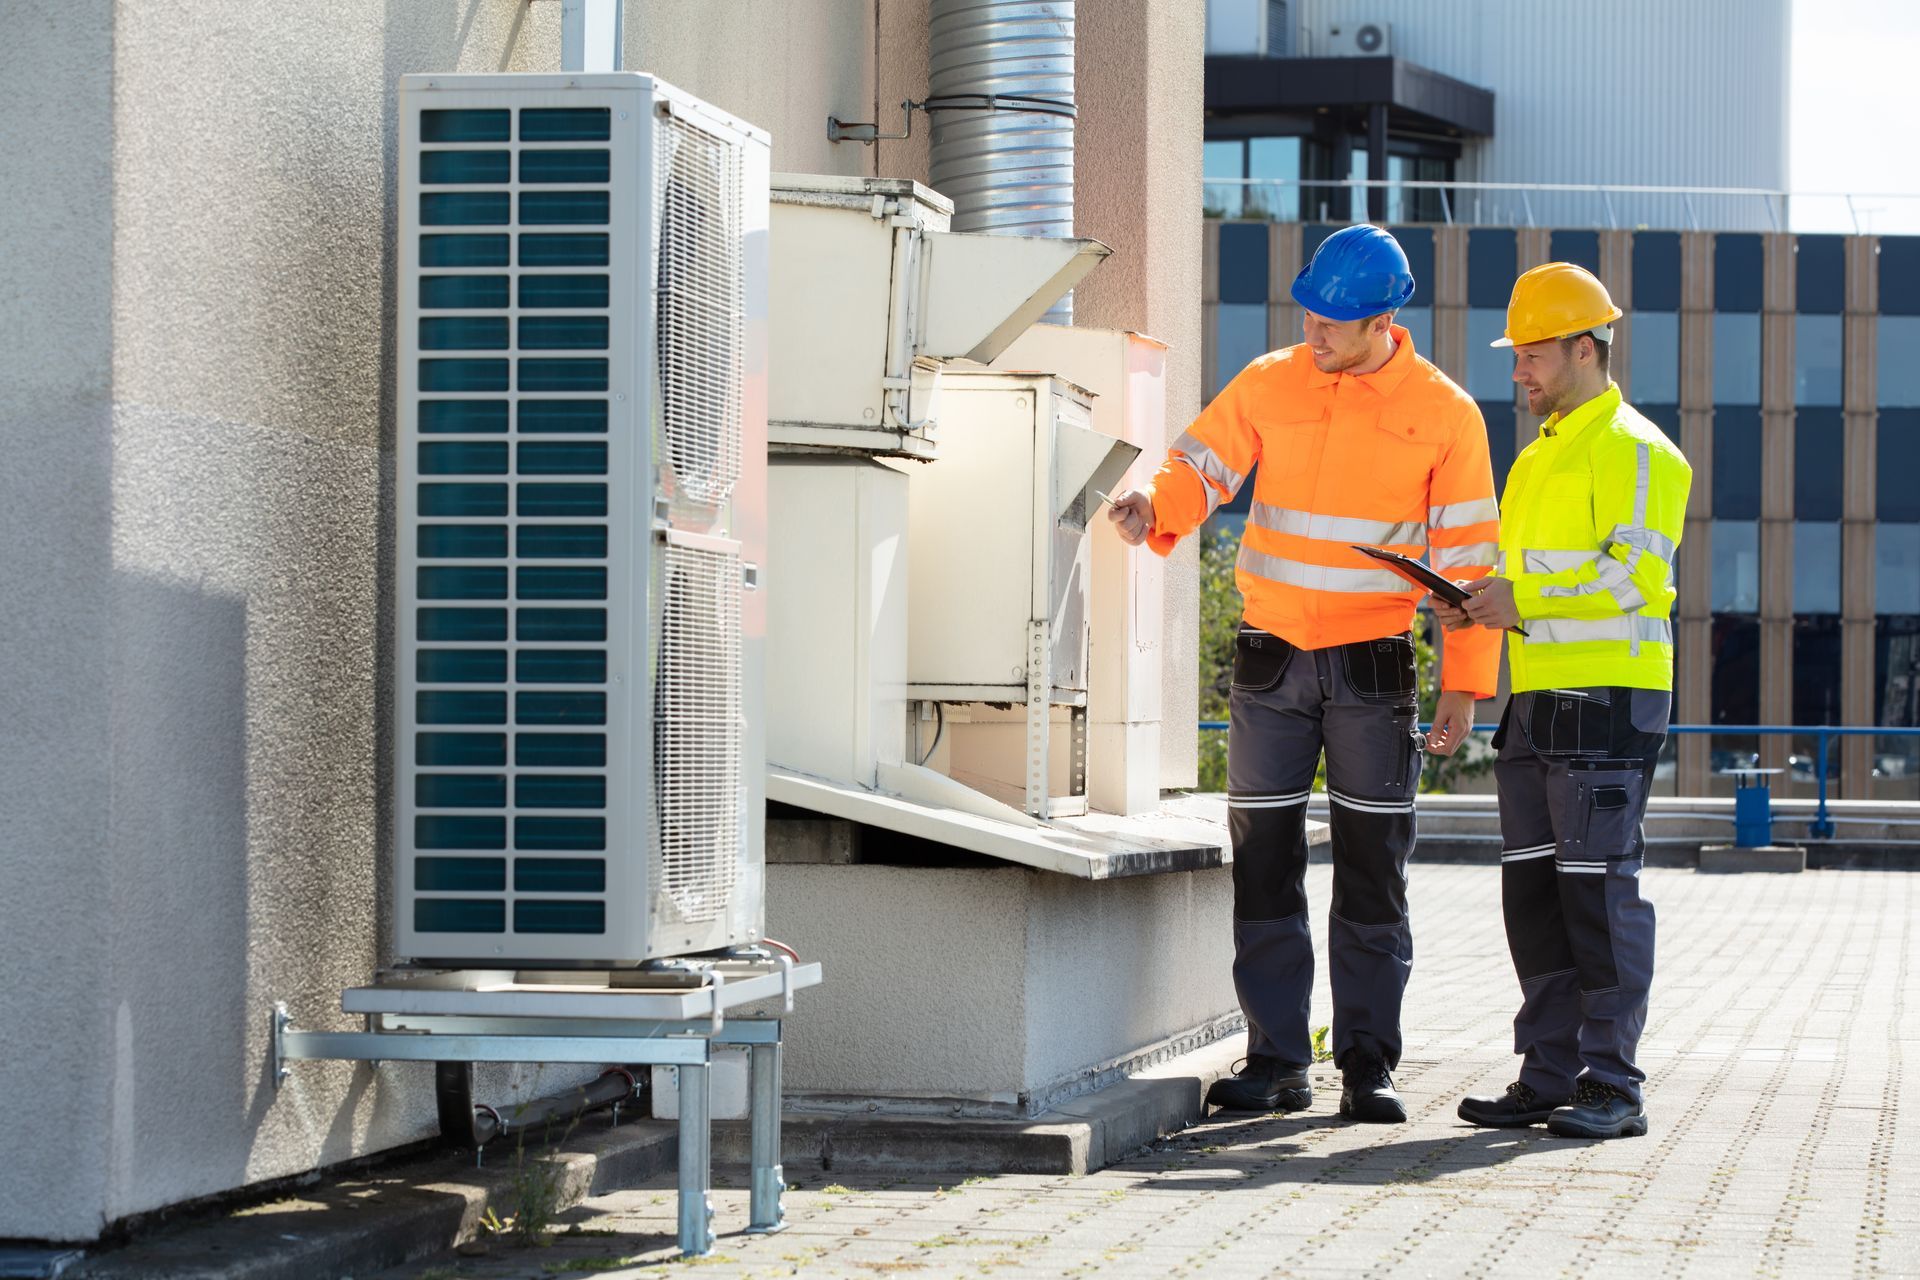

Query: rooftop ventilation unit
[[394, 72, 770, 966], [1326, 21, 1391, 57]]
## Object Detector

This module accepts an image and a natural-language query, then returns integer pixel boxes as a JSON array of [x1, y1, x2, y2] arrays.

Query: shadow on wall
[[107, 568, 255, 1211]]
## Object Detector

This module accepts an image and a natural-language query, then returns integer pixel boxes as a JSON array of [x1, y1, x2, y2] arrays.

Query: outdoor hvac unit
[[905, 371, 1138, 819], [1326, 21, 1391, 56], [393, 72, 770, 966]]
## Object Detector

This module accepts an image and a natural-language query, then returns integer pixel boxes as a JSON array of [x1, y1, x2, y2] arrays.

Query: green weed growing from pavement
[[1312, 1025, 1334, 1063]]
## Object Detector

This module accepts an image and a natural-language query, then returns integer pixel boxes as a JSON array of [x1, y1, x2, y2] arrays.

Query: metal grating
[[405, 101, 616, 946], [653, 113, 744, 517], [653, 541, 743, 925]]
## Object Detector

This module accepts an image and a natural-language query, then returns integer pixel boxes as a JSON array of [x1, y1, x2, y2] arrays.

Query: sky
[[1790, 0, 1920, 231]]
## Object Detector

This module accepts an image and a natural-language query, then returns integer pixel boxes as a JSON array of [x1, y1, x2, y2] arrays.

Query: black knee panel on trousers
[[1228, 801, 1309, 921]]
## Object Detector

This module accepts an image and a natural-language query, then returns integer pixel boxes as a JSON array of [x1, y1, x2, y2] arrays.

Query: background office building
[[1198, 0, 1917, 800]]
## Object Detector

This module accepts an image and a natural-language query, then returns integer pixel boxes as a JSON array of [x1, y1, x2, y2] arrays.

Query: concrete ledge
[[716, 1036, 1243, 1177], [71, 1120, 675, 1280], [1698, 844, 1808, 874], [63, 1037, 1250, 1277]]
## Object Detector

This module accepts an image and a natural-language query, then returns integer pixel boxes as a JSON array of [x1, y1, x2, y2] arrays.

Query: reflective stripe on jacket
[[1144, 327, 1501, 698], [1498, 383, 1693, 693]]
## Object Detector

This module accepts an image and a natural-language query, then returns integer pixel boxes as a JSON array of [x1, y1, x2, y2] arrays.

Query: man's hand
[[1461, 575, 1521, 630], [1429, 593, 1474, 632], [1107, 489, 1155, 546], [1426, 689, 1476, 757]]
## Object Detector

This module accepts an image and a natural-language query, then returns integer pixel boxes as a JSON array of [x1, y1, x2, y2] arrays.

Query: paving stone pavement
[[371, 865, 1920, 1279]]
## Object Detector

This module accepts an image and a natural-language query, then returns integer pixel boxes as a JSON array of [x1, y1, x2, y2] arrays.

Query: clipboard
[[1352, 544, 1529, 637]]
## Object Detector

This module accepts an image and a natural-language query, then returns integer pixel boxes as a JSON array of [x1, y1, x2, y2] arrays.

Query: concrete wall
[[1, 0, 117, 1245], [1, 0, 876, 1242], [765, 863, 1237, 1114]]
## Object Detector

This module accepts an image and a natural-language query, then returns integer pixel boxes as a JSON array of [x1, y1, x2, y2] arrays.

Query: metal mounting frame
[[271, 959, 817, 1255]]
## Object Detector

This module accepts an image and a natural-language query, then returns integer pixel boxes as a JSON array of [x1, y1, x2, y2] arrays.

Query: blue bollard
[[1734, 781, 1772, 848]]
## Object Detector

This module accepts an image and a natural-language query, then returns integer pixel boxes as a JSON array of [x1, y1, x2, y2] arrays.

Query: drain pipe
[[927, 0, 1077, 324]]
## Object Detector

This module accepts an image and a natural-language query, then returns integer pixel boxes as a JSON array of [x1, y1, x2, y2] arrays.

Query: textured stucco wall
[[2, 0, 877, 1242]]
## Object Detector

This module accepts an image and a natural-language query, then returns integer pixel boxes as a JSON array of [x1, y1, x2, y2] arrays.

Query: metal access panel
[[395, 72, 769, 965]]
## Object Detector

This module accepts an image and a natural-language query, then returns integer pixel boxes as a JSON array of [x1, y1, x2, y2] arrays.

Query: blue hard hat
[[1290, 224, 1416, 322]]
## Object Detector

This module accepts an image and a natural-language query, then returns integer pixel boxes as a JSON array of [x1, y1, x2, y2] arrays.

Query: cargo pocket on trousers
[[1340, 634, 1417, 703], [1523, 688, 1614, 757], [1562, 761, 1648, 862], [1231, 627, 1294, 692]]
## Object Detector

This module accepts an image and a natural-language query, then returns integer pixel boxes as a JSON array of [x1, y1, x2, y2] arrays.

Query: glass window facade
[[1794, 314, 1844, 406], [1216, 303, 1269, 394], [1879, 316, 1920, 407], [1713, 312, 1762, 405], [1711, 614, 1761, 725], [1793, 522, 1841, 614], [1714, 410, 1762, 519], [1880, 411, 1920, 520], [1796, 409, 1845, 520], [1218, 222, 1268, 304], [1467, 310, 1511, 400], [1793, 615, 1843, 726], [1711, 521, 1760, 613], [1879, 523, 1920, 615], [1632, 311, 1680, 405]]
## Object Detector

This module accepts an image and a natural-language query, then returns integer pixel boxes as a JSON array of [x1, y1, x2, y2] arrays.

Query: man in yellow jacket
[[1110, 225, 1499, 1123], [1438, 262, 1692, 1140]]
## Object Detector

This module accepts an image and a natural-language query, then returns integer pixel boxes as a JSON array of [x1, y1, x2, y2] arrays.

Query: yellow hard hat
[[1490, 261, 1624, 348]]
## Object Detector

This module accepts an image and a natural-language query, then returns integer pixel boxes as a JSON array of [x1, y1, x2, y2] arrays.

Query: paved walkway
[[376, 865, 1920, 1278]]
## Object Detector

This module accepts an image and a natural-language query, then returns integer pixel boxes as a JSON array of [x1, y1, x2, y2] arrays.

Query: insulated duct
[[927, 0, 1077, 324]]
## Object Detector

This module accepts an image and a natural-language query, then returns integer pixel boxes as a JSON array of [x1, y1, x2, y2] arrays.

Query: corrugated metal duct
[[928, 0, 1077, 322]]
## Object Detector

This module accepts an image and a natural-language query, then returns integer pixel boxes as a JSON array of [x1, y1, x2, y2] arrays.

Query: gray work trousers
[[1226, 625, 1423, 1071], [1493, 687, 1666, 1104]]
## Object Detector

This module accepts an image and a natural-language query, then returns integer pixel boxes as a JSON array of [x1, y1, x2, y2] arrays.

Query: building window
[[1713, 313, 1762, 405], [1881, 410, 1920, 520], [1794, 314, 1844, 406], [1218, 222, 1269, 304], [1215, 303, 1269, 398], [1793, 615, 1843, 726], [1878, 316, 1920, 407], [1468, 311, 1512, 401], [1397, 308, 1432, 357], [1796, 408, 1845, 520], [1204, 139, 1246, 219], [1796, 235, 1846, 315], [1714, 409, 1763, 519], [1550, 230, 1601, 275], [1711, 521, 1760, 613], [1632, 311, 1680, 405], [1711, 613, 1761, 723], [1793, 521, 1841, 615], [1476, 401, 1517, 491], [1879, 524, 1920, 615], [1633, 232, 1682, 313]]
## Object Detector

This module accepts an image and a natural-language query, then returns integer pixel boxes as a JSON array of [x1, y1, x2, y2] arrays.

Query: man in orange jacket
[[1110, 225, 1500, 1123]]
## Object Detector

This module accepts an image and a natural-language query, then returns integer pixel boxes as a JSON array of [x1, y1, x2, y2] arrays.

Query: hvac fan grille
[[654, 113, 744, 516], [654, 541, 742, 925]]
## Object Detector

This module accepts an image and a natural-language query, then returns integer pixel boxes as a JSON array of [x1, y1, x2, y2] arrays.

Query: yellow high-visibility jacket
[[1498, 383, 1692, 692]]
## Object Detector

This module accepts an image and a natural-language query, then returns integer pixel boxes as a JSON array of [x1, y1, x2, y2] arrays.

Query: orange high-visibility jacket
[[1146, 326, 1502, 697]]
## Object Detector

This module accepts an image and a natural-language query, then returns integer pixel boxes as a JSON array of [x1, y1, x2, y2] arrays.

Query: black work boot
[[1205, 1055, 1312, 1113], [1338, 1051, 1407, 1124], [1546, 1078, 1648, 1139], [1458, 1080, 1568, 1128]]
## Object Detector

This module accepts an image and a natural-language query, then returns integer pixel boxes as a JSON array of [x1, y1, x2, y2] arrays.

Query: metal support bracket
[[268, 960, 819, 1258], [1026, 619, 1052, 820]]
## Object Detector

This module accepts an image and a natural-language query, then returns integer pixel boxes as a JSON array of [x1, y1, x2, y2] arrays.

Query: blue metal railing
[[1196, 721, 1920, 839]]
